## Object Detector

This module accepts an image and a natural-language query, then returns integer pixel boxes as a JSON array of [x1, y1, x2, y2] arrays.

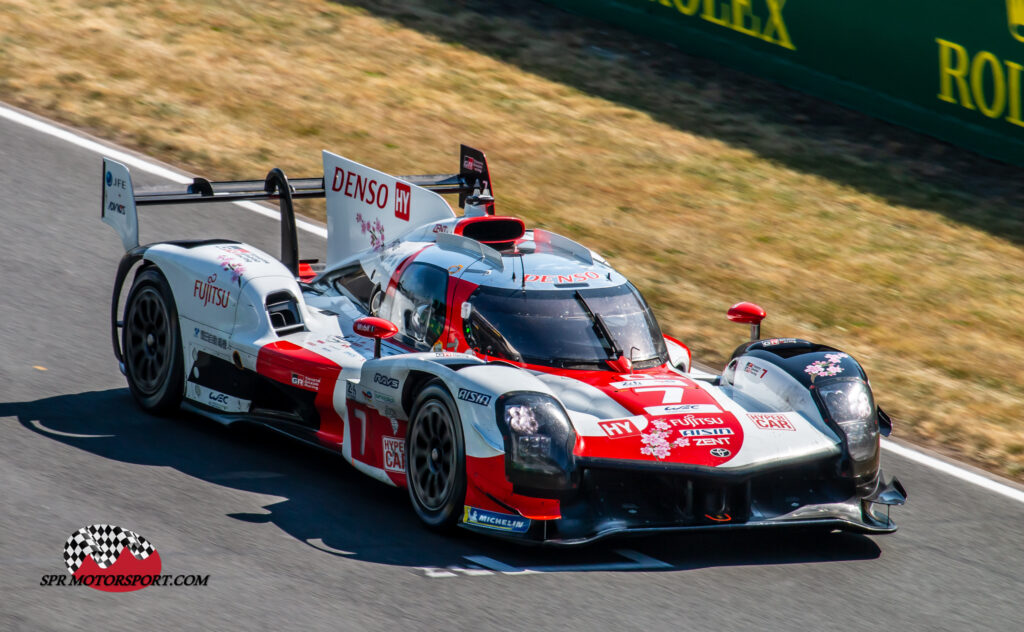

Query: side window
[[383, 263, 448, 350], [327, 264, 375, 312]]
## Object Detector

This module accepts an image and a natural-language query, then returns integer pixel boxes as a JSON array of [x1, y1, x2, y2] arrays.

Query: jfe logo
[[394, 181, 411, 221], [105, 171, 127, 189]]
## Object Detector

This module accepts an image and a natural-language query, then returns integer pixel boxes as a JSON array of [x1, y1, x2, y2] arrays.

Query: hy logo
[[1011, 0, 1024, 42], [394, 181, 411, 221], [63, 524, 161, 593]]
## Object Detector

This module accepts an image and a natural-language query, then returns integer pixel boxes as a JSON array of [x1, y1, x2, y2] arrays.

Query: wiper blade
[[543, 356, 605, 370], [574, 290, 622, 360]]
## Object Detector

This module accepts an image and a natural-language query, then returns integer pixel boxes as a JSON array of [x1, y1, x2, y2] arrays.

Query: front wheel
[[123, 267, 184, 414], [406, 381, 467, 530]]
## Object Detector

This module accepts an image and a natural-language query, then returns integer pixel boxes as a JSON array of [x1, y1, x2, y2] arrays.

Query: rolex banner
[[545, 1, 1024, 166]]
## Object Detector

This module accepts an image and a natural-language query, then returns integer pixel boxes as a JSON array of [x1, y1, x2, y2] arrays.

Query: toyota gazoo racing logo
[[40, 524, 208, 591]]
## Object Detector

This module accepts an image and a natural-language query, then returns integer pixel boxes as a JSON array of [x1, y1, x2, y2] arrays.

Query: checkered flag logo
[[63, 524, 156, 574]]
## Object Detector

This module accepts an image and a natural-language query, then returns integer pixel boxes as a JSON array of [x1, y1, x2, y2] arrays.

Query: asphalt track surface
[[1, 107, 1022, 631]]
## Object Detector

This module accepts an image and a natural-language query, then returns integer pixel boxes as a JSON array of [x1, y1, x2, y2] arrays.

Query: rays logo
[[61, 525, 162, 592]]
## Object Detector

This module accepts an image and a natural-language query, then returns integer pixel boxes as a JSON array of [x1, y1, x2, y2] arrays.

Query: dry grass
[[2, 0, 1022, 479]]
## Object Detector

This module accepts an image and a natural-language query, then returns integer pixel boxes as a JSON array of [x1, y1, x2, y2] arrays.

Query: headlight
[[499, 394, 575, 477], [817, 379, 878, 461]]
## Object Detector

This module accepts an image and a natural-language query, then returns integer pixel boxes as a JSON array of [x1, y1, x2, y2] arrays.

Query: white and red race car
[[102, 145, 905, 544]]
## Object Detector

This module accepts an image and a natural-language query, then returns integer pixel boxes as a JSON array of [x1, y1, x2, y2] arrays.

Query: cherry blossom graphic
[[217, 254, 246, 287], [804, 352, 849, 382], [640, 420, 690, 460], [356, 213, 386, 249]]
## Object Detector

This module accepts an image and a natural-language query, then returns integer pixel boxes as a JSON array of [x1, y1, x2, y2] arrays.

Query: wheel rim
[[409, 399, 456, 512], [126, 287, 172, 395]]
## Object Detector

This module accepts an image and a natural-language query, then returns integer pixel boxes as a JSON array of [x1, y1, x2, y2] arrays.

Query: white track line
[[882, 439, 1024, 503], [0, 105, 327, 238], [3, 101, 1022, 505]]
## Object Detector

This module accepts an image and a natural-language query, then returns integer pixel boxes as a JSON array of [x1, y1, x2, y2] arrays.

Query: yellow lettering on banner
[[702, 0, 729, 27], [732, 0, 761, 37], [936, 38, 975, 109], [650, 0, 794, 50], [672, 0, 701, 16], [970, 51, 1006, 119], [1006, 60, 1024, 128], [763, 0, 795, 50]]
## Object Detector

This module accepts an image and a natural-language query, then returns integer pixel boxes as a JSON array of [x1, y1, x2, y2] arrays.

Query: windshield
[[463, 283, 668, 369]]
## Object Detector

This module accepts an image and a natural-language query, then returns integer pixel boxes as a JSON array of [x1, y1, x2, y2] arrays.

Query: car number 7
[[634, 387, 684, 404]]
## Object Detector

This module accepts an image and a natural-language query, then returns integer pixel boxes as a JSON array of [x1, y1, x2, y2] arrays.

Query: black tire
[[405, 381, 467, 530], [123, 267, 184, 414]]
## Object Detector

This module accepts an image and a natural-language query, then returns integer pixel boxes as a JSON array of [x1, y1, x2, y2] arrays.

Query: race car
[[101, 145, 906, 544]]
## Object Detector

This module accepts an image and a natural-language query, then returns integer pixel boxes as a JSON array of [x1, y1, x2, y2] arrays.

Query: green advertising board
[[545, 0, 1024, 165]]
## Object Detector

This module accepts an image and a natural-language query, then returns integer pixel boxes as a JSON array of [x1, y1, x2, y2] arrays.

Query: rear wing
[[101, 144, 496, 274]]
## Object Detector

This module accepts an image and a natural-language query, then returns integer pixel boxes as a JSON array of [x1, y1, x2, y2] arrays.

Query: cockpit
[[461, 283, 667, 370]]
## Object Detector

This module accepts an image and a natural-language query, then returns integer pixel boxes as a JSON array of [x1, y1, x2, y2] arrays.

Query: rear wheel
[[406, 381, 467, 529], [123, 267, 183, 414]]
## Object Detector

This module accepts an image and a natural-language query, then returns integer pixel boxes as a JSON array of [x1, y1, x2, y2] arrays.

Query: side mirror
[[877, 407, 893, 437], [663, 334, 691, 373], [353, 316, 399, 358], [727, 302, 766, 342]]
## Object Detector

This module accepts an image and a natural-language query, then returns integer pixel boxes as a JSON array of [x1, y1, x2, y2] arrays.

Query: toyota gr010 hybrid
[[100, 145, 906, 544]]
